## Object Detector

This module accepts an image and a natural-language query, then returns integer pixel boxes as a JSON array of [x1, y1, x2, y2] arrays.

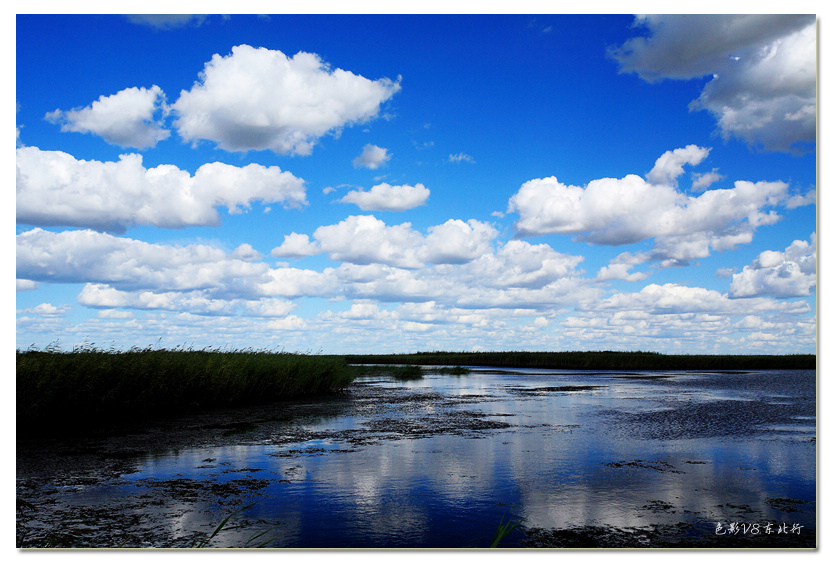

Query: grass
[[17, 346, 356, 436]]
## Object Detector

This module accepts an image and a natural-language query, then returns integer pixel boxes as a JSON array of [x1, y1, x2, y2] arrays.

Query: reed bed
[[351, 364, 425, 380], [17, 347, 355, 436]]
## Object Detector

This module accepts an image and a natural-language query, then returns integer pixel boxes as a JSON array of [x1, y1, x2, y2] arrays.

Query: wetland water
[[17, 367, 816, 548]]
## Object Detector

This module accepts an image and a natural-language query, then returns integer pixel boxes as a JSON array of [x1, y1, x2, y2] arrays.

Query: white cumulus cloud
[[353, 144, 391, 169], [172, 45, 401, 155], [729, 234, 816, 298], [17, 279, 39, 292], [319, 239, 589, 311], [598, 282, 810, 317], [18, 303, 71, 317], [16, 228, 271, 296], [610, 15, 816, 152], [421, 219, 498, 264], [507, 145, 790, 263], [691, 170, 724, 191], [646, 145, 709, 186], [306, 215, 427, 268], [17, 146, 307, 232], [271, 233, 322, 259], [558, 286, 814, 354], [258, 267, 340, 299], [275, 215, 499, 269], [77, 285, 295, 318], [595, 261, 650, 283], [339, 183, 429, 211], [461, 240, 584, 289], [45, 85, 170, 149]]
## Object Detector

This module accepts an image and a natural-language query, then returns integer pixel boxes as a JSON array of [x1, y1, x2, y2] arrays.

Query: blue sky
[[14, 12, 818, 354]]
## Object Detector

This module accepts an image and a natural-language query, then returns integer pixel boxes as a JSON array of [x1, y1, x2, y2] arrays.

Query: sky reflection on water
[[115, 368, 815, 548]]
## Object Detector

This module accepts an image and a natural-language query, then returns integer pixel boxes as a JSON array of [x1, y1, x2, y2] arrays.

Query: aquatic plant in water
[[190, 503, 279, 548], [490, 515, 525, 548]]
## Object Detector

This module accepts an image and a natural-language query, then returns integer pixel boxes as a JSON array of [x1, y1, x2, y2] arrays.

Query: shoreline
[[17, 350, 815, 438], [341, 351, 816, 371]]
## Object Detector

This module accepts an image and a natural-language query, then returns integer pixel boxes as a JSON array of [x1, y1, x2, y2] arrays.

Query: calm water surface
[[17, 368, 816, 548]]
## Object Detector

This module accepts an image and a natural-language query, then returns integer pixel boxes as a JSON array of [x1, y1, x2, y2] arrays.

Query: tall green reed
[[17, 346, 356, 436]]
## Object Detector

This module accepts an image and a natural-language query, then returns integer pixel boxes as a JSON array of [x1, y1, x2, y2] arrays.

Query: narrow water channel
[[17, 368, 816, 548]]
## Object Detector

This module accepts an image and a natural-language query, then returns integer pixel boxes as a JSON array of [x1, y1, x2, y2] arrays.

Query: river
[[16, 367, 816, 548]]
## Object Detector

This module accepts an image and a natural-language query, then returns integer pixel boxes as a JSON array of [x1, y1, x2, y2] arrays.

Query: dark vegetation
[[342, 351, 815, 371], [16, 347, 355, 437], [351, 364, 470, 380], [17, 347, 812, 437]]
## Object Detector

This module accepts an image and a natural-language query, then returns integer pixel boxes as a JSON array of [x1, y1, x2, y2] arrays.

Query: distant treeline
[[17, 348, 355, 437], [342, 351, 816, 371]]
